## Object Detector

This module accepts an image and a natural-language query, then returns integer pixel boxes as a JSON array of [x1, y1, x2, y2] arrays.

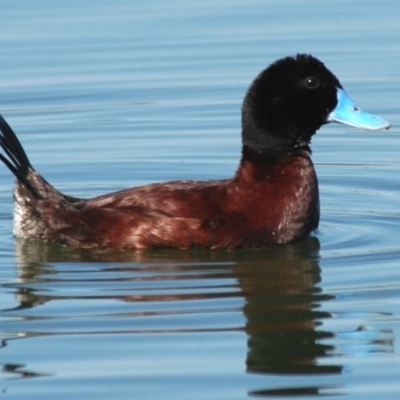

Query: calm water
[[1, 1, 400, 399]]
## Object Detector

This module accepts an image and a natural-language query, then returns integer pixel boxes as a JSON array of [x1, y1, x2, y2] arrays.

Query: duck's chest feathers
[[229, 152, 319, 244]]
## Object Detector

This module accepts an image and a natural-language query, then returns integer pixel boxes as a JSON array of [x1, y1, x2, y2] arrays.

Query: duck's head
[[242, 54, 390, 157]]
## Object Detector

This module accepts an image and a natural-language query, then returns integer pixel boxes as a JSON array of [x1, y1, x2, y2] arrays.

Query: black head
[[242, 54, 341, 157]]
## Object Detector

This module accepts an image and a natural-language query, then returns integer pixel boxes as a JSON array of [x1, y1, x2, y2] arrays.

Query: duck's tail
[[0, 114, 41, 199], [0, 114, 88, 241]]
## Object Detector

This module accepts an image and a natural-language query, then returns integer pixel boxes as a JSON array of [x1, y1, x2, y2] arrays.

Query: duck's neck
[[239, 144, 311, 166], [241, 109, 315, 161], [233, 144, 316, 189]]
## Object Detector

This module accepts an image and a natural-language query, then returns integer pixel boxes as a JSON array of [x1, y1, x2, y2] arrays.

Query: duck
[[0, 54, 390, 250]]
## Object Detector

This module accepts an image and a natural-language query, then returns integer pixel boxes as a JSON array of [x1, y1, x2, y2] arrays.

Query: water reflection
[[232, 240, 341, 376], [5, 237, 394, 395]]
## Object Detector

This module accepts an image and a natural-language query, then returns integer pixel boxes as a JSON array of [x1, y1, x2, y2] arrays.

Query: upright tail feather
[[0, 114, 41, 198]]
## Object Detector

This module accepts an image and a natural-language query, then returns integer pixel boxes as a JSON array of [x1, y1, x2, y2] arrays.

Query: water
[[1, 0, 400, 398]]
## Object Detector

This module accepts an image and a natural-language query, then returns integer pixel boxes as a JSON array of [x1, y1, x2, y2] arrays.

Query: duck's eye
[[304, 77, 320, 89]]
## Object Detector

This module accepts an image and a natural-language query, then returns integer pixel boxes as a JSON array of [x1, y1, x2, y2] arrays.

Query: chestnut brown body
[[13, 148, 318, 249]]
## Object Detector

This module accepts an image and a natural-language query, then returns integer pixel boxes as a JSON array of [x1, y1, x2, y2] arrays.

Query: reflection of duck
[[0, 55, 390, 249], [234, 238, 341, 375], [13, 237, 340, 376], [9, 238, 395, 393]]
